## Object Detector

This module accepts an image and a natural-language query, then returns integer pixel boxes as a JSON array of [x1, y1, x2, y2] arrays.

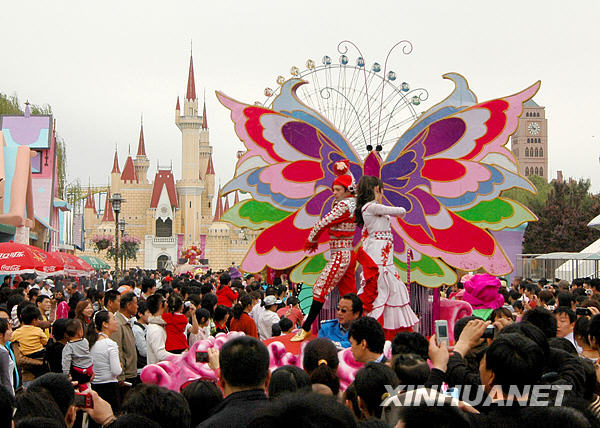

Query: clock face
[[528, 122, 541, 135]]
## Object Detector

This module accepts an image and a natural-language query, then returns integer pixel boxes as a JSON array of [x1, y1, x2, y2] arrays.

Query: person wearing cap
[[40, 279, 54, 298], [257, 295, 282, 340], [292, 160, 357, 342]]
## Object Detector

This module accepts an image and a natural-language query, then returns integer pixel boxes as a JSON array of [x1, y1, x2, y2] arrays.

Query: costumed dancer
[[291, 160, 357, 342], [354, 175, 418, 340]]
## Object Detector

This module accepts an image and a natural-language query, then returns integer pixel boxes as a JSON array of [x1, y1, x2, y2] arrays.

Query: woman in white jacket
[[87, 310, 122, 411], [354, 175, 419, 340], [145, 294, 173, 365]]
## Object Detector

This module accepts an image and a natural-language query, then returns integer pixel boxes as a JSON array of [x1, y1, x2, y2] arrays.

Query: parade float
[[142, 40, 539, 389]]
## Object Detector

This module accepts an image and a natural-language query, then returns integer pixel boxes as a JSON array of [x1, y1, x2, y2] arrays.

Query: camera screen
[[196, 351, 209, 363], [73, 393, 92, 408]]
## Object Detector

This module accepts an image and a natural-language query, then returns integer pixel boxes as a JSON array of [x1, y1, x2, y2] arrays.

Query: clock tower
[[510, 99, 548, 181]]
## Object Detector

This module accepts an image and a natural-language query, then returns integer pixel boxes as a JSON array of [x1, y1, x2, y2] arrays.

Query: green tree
[[522, 179, 600, 253], [0, 94, 22, 115], [55, 137, 67, 198], [501, 174, 553, 213]]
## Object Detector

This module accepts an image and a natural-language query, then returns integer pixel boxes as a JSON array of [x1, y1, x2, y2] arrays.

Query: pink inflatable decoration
[[141, 332, 366, 392]]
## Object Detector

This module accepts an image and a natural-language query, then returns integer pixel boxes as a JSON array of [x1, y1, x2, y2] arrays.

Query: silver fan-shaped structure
[[260, 44, 428, 159]]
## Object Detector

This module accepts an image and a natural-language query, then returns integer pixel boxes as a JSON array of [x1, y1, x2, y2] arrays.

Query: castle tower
[[199, 98, 211, 180], [101, 188, 115, 223], [175, 51, 205, 246], [111, 149, 121, 194], [510, 99, 548, 181], [83, 185, 98, 250], [213, 188, 223, 222], [133, 118, 150, 184], [199, 154, 215, 235], [121, 153, 138, 184], [176, 53, 203, 181]]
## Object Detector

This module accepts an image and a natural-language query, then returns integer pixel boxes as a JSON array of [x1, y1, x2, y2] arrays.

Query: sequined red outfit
[[307, 197, 357, 302]]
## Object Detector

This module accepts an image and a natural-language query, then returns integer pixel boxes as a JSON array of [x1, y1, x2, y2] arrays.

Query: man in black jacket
[[65, 281, 83, 319], [198, 336, 270, 428], [97, 271, 112, 292]]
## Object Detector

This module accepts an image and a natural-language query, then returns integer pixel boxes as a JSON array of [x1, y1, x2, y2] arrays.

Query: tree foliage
[[501, 175, 553, 213], [522, 179, 600, 253]]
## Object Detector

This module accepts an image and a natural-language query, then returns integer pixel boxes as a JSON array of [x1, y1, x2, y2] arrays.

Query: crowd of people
[[2, 270, 600, 427]]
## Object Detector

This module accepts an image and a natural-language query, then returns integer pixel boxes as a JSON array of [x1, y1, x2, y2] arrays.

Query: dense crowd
[[2, 271, 600, 427]]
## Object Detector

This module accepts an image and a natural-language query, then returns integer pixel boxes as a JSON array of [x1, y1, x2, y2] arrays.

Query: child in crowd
[[189, 308, 211, 346], [62, 318, 94, 390], [11, 305, 48, 359]]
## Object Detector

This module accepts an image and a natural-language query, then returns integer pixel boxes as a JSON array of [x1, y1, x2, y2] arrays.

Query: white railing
[[152, 236, 176, 245]]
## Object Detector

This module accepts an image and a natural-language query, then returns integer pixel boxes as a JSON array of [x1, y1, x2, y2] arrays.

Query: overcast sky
[[3, 0, 600, 194]]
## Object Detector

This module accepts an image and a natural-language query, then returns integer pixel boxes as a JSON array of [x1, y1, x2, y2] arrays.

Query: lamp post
[[110, 193, 124, 280], [119, 219, 126, 273]]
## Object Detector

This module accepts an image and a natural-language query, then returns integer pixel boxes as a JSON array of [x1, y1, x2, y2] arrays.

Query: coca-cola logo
[[0, 252, 24, 259], [43, 266, 56, 272], [1, 264, 21, 271]]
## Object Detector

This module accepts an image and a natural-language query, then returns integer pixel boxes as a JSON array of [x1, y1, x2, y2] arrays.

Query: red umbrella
[[0, 242, 64, 276], [50, 252, 94, 277]]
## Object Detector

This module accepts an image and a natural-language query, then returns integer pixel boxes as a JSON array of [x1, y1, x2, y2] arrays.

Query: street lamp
[[110, 192, 124, 279], [119, 219, 126, 272]]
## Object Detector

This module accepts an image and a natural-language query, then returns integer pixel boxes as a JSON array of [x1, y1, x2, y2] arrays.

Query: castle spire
[[84, 186, 97, 213], [137, 115, 146, 156], [213, 188, 223, 222], [186, 53, 196, 100], [176, 95, 180, 111], [223, 194, 230, 213], [234, 191, 239, 205], [111, 149, 120, 173], [202, 91, 208, 130], [205, 154, 215, 175], [101, 188, 115, 222]]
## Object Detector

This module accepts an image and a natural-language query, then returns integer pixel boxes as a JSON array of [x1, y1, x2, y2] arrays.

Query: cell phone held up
[[196, 351, 209, 363], [576, 307, 592, 316], [74, 392, 94, 409], [434, 320, 449, 347]]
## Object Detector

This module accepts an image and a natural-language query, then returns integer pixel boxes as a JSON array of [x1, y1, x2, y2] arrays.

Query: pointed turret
[[206, 155, 215, 175], [133, 116, 150, 183], [137, 119, 146, 156], [84, 186, 97, 213], [223, 195, 230, 213], [110, 149, 121, 193], [213, 189, 223, 222], [186, 54, 196, 100], [101, 189, 115, 222], [111, 150, 120, 173], [202, 99, 208, 130], [121, 155, 138, 183], [175, 96, 181, 122], [234, 191, 239, 205]]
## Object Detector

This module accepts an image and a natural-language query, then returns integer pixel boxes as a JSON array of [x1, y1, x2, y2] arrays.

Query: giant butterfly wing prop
[[218, 74, 537, 287]]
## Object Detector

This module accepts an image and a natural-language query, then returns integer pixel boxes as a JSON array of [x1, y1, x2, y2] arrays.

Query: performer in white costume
[[355, 175, 418, 340]]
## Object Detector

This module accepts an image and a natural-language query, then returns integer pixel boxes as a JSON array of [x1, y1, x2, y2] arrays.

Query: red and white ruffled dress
[[357, 201, 418, 339]]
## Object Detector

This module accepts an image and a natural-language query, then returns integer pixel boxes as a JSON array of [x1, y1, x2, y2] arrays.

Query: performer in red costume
[[291, 160, 357, 342]]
